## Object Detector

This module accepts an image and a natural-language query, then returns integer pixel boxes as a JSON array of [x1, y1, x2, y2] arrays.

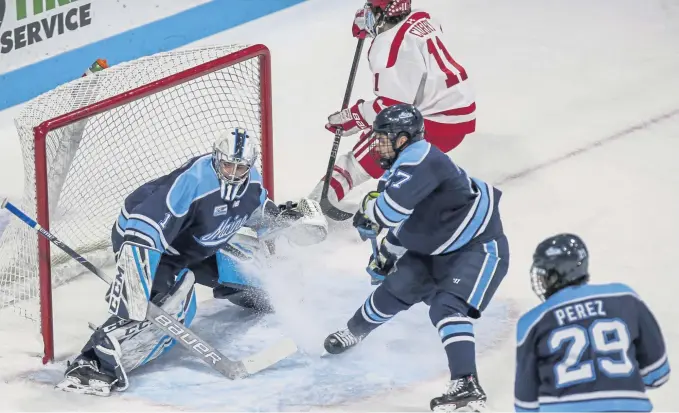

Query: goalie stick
[[1, 198, 297, 380], [319, 38, 365, 221]]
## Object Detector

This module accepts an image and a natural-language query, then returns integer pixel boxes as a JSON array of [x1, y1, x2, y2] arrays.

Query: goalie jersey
[[367, 140, 503, 255], [111, 154, 269, 271], [514, 283, 670, 412]]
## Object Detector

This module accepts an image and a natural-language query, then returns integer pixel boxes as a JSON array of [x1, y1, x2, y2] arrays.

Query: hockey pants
[[346, 235, 509, 379]]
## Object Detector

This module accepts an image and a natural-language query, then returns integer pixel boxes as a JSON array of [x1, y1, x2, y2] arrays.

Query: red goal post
[[0, 44, 274, 363]]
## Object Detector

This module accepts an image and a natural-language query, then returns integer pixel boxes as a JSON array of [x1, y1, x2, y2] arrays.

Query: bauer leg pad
[[108, 241, 162, 321], [70, 270, 197, 393]]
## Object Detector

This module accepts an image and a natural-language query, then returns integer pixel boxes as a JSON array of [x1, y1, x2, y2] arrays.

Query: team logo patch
[[159, 213, 171, 229], [545, 246, 562, 257], [214, 204, 230, 216], [398, 111, 414, 120]]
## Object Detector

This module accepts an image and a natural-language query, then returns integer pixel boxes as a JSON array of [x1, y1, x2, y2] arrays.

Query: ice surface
[[1, 0, 679, 410]]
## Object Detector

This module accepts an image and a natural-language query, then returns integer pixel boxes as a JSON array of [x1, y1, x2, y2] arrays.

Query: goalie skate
[[55, 357, 118, 397]]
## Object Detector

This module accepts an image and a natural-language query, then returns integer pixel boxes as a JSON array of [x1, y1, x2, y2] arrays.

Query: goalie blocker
[[56, 127, 328, 396]]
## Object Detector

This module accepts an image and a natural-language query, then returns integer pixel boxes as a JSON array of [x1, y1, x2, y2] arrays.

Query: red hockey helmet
[[367, 0, 411, 18]]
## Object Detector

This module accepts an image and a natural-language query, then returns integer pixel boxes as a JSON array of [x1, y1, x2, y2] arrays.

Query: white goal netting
[[0, 45, 270, 325]]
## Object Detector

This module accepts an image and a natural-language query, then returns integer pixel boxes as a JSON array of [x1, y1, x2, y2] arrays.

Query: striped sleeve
[[365, 145, 439, 229], [636, 299, 670, 388], [514, 315, 540, 412]]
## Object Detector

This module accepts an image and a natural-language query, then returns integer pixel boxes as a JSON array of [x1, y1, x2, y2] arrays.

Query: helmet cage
[[369, 130, 410, 170], [211, 128, 258, 201]]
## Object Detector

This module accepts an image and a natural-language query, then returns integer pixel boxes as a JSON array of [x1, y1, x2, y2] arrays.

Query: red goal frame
[[32, 44, 274, 364]]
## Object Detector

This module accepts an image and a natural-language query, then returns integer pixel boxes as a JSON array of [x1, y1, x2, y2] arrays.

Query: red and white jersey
[[358, 10, 476, 145]]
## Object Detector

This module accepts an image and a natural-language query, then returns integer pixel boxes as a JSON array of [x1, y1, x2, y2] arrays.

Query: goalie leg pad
[[215, 247, 273, 313], [216, 247, 263, 288], [84, 269, 197, 391], [109, 241, 161, 321]]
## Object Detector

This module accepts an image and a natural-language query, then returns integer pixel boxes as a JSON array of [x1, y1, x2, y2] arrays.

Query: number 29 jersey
[[514, 283, 670, 412]]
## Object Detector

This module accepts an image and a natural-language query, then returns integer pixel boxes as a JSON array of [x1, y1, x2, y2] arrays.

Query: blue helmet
[[531, 233, 590, 301], [370, 103, 424, 169]]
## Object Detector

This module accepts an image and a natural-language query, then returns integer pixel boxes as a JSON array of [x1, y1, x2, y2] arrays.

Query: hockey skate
[[323, 328, 363, 354], [55, 356, 118, 397], [430, 374, 487, 412]]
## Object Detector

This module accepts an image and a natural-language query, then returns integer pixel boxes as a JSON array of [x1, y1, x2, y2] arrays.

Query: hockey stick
[[319, 38, 365, 222], [1, 198, 297, 380]]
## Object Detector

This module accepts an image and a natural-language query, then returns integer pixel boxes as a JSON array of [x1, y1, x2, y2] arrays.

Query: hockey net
[[0, 44, 274, 363]]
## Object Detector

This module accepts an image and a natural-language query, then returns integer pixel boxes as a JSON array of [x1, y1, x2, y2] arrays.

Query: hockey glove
[[352, 8, 371, 39], [366, 237, 398, 285], [326, 100, 370, 137], [277, 201, 304, 220], [274, 198, 329, 246], [353, 191, 380, 240]]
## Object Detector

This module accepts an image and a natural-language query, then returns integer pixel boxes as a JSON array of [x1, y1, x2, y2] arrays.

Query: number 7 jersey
[[358, 10, 476, 144], [514, 283, 670, 412]]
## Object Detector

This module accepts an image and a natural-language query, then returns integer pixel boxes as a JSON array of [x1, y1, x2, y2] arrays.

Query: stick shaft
[[319, 39, 365, 221]]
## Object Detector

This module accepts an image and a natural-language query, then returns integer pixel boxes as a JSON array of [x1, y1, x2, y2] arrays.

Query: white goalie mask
[[212, 128, 259, 201]]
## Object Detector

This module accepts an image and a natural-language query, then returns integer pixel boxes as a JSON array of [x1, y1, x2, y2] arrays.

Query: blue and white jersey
[[515, 283, 670, 413], [111, 154, 269, 270], [365, 140, 503, 255]]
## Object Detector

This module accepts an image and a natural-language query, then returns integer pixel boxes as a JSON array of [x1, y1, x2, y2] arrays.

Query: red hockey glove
[[325, 100, 370, 137], [352, 8, 370, 39]]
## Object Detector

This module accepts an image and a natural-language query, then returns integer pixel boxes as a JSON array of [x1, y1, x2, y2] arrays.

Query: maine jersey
[[515, 283, 670, 412], [112, 154, 268, 271], [358, 10, 476, 140], [365, 140, 503, 255]]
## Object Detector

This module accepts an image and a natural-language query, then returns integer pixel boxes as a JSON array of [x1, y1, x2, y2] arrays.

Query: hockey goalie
[[310, 0, 476, 218], [56, 127, 328, 396]]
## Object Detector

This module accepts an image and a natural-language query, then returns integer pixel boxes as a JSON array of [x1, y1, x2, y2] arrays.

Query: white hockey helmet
[[212, 127, 259, 201]]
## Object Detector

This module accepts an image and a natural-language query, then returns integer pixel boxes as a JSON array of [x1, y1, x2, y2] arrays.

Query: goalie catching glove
[[269, 197, 329, 246]]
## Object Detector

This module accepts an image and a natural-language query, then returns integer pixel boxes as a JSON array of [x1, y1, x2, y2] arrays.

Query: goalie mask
[[212, 128, 259, 202]]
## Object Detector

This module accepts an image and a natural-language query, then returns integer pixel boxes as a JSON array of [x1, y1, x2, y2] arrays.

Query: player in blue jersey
[[56, 128, 328, 396], [514, 234, 669, 412], [322, 104, 509, 412]]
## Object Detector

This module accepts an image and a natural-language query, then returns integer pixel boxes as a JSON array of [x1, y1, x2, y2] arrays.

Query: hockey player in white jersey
[[310, 0, 476, 218], [55, 128, 328, 396]]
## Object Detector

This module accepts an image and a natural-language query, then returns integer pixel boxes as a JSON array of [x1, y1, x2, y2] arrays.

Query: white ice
[[1, 0, 679, 411]]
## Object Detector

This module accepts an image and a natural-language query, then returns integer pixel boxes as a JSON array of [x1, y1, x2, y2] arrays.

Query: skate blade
[[432, 401, 487, 413], [55, 377, 111, 397]]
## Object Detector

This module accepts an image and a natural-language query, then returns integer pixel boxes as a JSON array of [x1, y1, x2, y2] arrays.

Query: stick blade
[[319, 198, 354, 221], [240, 337, 298, 376]]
